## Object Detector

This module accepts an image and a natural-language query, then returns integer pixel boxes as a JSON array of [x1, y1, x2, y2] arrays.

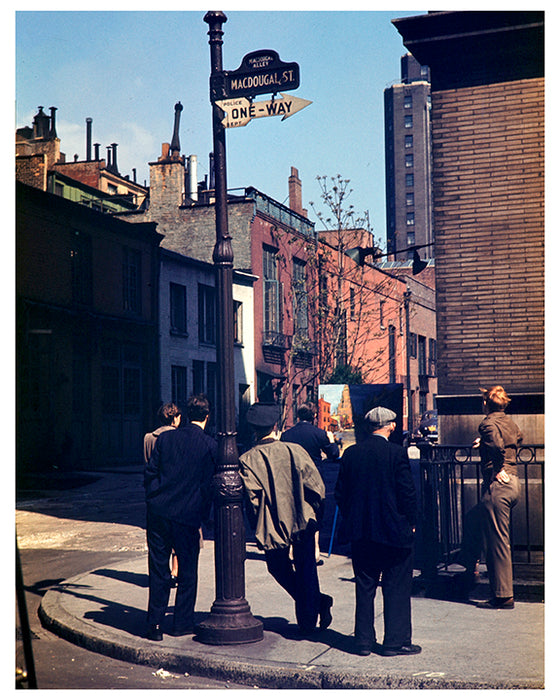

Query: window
[[170, 282, 187, 334], [70, 230, 92, 305], [406, 192, 415, 207], [198, 283, 216, 345], [407, 232, 416, 246], [404, 93, 412, 109], [406, 212, 415, 226], [429, 338, 437, 375], [405, 154, 414, 168], [408, 332, 417, 358], [379, 299, 386, 330], [292, 258, 308, 334], [405, 134, 413, 149], [193, 360, 205, 395], [405, 173, 414, 188], [263, 247, 282, 334], [388, 325, 396, 384], [171, 365, 188, 406], [404, 114, 413, 128], [233, 300, 243, 344], [122, 247, 141, 314], [349, 287, 356, 320], [418, 335, 427, 376]]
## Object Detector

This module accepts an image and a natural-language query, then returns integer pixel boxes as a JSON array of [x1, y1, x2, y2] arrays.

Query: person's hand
[[495, 469, 511, 484], [472, 437, 481, 448], [326, 430, 335, 443]]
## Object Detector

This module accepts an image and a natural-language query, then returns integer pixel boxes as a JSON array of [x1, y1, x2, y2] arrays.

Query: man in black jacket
[[281, 403, 339, 469], [335, 406, 421, 657], [144, 394, 217, 641]]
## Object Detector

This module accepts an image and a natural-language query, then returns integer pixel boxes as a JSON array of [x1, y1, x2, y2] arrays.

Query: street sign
[[211, 49, 300, 101], [215, 93, 312, 129]]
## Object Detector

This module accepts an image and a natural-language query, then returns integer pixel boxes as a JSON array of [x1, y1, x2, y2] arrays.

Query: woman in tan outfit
[[474, 386, 523, 609]]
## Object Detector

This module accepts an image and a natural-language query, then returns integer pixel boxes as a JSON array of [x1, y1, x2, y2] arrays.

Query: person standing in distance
[[281, 402, 339, 469], [144, 394, 217, 641], [335, 406, 421, 657]]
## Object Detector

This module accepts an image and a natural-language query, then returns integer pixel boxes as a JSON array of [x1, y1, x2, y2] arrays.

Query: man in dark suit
[[335, 406, 421, 657], [144, 394, 217, 641], [281, 403, 339, 469]]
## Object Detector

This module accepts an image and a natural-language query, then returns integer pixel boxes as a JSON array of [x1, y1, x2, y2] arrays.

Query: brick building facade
[[393, 10, 544, 442]]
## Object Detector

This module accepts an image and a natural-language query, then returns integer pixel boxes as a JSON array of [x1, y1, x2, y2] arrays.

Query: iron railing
[[417, 444, 544, 577]]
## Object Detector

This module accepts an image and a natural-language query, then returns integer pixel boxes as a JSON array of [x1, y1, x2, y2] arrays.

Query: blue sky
[[15, 7, 427, 248]]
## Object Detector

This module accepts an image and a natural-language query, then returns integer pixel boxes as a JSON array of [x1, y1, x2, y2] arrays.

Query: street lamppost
[[195, 10, 263, 646]]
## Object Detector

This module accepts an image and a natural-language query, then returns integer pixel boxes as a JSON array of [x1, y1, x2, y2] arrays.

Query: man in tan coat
[[239, 402, 333, 635]]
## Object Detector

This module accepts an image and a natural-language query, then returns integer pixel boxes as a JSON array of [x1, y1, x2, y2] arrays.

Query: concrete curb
[[39, 581, 541, 690]]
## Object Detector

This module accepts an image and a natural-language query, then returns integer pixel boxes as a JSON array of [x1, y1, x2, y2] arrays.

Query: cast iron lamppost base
[[195, 10, 263, 646]]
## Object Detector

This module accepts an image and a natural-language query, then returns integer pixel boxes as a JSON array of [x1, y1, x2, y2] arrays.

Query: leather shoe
[[170, 627, 194, 637], [356, 647, 371, 656], [319, 594, 333, 630], [476, 597, 514, 609], [146, 624, 163, 641], [380, 644, 422, 656]]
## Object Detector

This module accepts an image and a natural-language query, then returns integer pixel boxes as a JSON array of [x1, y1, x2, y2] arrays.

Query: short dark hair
[[157, 402, 181, 426], [297, 403, 316, 422], [186, 394, 210, 422]]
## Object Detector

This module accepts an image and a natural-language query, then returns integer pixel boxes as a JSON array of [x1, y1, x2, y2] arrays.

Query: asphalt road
[[16, 467, 255, 690]]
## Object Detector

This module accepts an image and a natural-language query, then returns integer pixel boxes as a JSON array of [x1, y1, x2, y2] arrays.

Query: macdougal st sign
[[211, 49, 300, 101]]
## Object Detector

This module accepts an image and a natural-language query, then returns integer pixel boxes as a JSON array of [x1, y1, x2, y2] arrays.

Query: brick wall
[[432, 77, 544, 396]]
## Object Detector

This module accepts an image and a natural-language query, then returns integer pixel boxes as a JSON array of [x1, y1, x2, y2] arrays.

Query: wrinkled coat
[[239, 439, 325, 551]]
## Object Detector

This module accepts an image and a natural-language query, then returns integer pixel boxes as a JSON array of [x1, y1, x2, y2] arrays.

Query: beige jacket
[[239, 439, 325, 551]]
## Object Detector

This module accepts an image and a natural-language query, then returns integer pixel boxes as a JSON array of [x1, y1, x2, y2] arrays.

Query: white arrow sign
[[215, 93, 312, 129]]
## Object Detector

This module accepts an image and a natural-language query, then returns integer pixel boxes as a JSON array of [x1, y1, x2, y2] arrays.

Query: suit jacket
[[144, 422, 217, 526], [335, 434, 417, 548], [281, 421, 339, 468]]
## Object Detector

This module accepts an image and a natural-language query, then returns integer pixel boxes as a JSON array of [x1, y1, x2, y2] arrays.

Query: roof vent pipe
[[86, 118, 92, 161], [188, 155, 198, 201], [111, 143, 119, 174], [49, 107, 58, 138]]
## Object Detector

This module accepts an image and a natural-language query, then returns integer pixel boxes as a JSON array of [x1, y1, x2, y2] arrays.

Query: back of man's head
[[157, 402, 181, 426], [187, 394, 210, 423], [297, 403, 316, 422]]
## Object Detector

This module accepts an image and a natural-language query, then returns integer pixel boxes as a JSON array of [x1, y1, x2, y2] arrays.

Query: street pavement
[[18, 461, 546, 690]]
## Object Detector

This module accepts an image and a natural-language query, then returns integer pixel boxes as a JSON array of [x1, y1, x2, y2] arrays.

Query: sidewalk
[[39, 540, 545, 690]]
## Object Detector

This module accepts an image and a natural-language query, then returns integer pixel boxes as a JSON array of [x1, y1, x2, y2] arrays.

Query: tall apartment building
[[384, 53, 433, 260]]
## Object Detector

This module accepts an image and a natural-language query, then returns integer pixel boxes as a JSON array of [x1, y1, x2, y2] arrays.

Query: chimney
[[111, 143, 119, 174], [288, 166, 307, 217], [132, 168, 137, 183], [170, 102, 183, 157], [106, 146, 112, 169], [49, 107, 58, 138], [33, 106, 50, 139], [86, 118, 92, 161], [187, 155, 198, 202], [94, 143, 100, 161]]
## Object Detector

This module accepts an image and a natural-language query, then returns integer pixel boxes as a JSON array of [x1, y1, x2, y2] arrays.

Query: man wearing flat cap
[[335, 406, 421, 657], [239, 402, 333, 635]]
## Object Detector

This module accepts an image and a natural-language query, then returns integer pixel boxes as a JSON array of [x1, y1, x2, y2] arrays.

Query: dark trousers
[[351, 540, 413, 649], [146, 509, 201, 632], [264, 526, 321, 632]]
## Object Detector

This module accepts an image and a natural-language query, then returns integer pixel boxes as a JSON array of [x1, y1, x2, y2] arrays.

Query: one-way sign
[[215, 93, 312, 128]]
